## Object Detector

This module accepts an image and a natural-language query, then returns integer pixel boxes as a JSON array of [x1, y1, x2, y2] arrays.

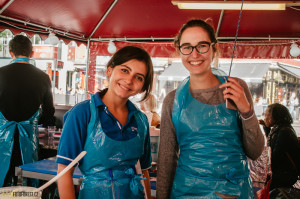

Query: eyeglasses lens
[[180, 43, 211, 55]]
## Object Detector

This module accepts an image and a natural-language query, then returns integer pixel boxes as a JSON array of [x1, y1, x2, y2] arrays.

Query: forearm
[[156, 134, 178, 199], [156, 92, 179, 199], [142, 170, 151, 199], [39, 91, 55, 125], [238, 80, 265, 160], [57, 164, 76, 199], [241, 113, 265, 160]]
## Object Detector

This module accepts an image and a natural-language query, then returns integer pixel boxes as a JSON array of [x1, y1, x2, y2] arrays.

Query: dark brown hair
[[106, 46, 153, 101], [9, 35, 33, 57], [267, 103, 293, 126]]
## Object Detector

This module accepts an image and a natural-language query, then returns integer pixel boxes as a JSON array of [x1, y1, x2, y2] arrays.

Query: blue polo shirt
[[56, 91, 152, 170]]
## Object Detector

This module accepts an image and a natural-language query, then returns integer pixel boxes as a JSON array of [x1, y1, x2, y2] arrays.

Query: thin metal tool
[[226, 0, 244, 110], [225, 0, 244, 110], [228, 0, 244, 76]]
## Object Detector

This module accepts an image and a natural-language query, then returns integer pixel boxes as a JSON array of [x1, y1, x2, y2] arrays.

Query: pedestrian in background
[[289, 92, 299, 121], [259, 103, 300, 191]]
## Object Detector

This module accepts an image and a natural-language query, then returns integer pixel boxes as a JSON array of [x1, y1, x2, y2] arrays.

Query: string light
[[290, 43, 300, 57], [107, 40, 117, 54], [48, 32, 59, 45]]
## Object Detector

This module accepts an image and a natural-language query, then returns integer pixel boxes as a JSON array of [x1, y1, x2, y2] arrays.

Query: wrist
[[240, 105, 253, 119]]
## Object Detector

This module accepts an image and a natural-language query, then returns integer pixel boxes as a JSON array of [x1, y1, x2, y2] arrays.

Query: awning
[[278, 63, 300, 79], [218, 62, 270, 83], [158, 62, 188, 81], [0, 0, 299, 42], [158, 62, 228, 81]]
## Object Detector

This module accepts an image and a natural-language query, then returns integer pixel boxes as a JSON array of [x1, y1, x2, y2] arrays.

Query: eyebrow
[[180, 41, 211, 46], [120, 64, 146, 78]]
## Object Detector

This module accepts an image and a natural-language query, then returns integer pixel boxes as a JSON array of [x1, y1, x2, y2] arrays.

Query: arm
[[56, 102, 89, 197], [151, 112, 161, 128], [39, 75, 55, 125], [258, 119, 271, 137], [156, 91, 179, 199], [142, 169, 151, 199], [139, 115, 152, 198], [57, 164, 76, 199], [239, 79, 264, 160], [271, 127, 298, 168], [221, 78, 265, 160]]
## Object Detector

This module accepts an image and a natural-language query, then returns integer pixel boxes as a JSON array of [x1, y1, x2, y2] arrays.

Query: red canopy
[[1, 0, 299, 93], [0, 0, 299, 58]]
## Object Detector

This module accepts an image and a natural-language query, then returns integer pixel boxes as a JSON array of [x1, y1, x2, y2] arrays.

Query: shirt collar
[[94, 90, 139, 113]]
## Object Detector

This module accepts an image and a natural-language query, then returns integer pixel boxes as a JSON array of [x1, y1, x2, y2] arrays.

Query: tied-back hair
[[174, 19, 217, 51], [268, 103, 293, 126], [174, 19, 219, 67]]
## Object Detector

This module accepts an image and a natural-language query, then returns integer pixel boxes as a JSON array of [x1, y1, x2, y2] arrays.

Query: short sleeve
[[56, 100, 90, 166]]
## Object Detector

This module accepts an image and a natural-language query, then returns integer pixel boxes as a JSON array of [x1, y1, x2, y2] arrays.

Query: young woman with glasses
[[156, 19, 264, 198]]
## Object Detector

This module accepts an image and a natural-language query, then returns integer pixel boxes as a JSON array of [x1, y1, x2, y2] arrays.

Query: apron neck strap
[[11, 58, 31, 64]]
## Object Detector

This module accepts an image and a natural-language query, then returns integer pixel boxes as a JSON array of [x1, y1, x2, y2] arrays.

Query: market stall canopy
[[278, 63, 300, 78], [0, 0, 299, 58], [219, 62, 270, 83], [158, 62, 228, 81]]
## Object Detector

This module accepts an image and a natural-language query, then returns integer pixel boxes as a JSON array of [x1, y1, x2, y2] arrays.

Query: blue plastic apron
[[171, 75, 252, 199], [0, 111, 39, 187], [78, 94, 148, 199]]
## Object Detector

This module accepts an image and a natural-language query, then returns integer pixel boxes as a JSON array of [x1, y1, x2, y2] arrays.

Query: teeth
[[119, 84, 129, 91], [190, 61, 202, 65]]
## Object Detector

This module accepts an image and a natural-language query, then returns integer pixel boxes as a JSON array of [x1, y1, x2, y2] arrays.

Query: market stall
[[0, 0, 299, 94]]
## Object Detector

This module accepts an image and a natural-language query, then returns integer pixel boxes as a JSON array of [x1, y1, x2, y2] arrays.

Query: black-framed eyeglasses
[[178, 41, 214, 55]]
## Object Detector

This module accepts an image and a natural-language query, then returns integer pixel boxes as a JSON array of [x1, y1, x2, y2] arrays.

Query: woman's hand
[[258, 119, 266, 126], [219, 77, 251, 113]]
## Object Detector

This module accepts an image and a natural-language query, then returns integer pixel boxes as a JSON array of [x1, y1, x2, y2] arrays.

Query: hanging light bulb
[[107, 40, 117, 54], [48, 32, 59, 45], [290, 43, 300, 57]]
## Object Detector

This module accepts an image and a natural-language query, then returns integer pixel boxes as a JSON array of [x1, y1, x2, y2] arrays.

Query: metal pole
[[0, 15, 86, 41], [88, 0, 119, 39], [84, 39, 90, 99], [0, 0, 14, 15]]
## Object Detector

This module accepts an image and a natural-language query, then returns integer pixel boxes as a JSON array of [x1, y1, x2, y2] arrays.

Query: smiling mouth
[[119, 83, 130, 91], [189, 61, 204, 66]]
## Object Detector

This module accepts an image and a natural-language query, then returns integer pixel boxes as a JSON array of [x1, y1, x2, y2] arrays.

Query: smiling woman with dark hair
[[259, 103, 300, 191]]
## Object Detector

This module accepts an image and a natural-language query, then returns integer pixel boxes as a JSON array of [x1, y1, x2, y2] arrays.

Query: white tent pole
[[216, 9, 225, 38], [84, 39, 91, 98], [0, 0, 14, 15], [88, 0, 119, 39]]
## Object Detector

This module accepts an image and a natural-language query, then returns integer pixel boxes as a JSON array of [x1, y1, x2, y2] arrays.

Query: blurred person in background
[[0, 35, 55, 187], [259, 103, 300, 191], [289, 92, 299, 121], [140, 93, 161, 128]]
